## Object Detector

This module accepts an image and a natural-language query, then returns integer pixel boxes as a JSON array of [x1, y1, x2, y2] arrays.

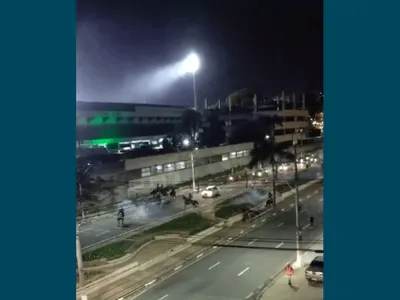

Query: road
[[78, 149, 322, 249], [131, 184, 323, 300]]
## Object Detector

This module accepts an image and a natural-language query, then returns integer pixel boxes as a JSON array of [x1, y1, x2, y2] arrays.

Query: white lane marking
[[273, 212, 276, 216], [314, 190, 318, 194], [248, 239, 258, 246], [246, 292, 254, 300], [157, 295, 169, 300], [145, 279, 156, 287], [240, 230, 244, 234], [197, 253, 203, 258], [252, 224, 256, 228], [213, 246, 218, 249], [278, 222, 284, 227], [174, 265, 182, 271], [95, 230, 109, 236], [275, 242, 284, 248], [307, 195, 311, 198], [261, 218, 266, 222], [78, 228, 92, 233], [228, 237, 232, 241], [320, 198, 323, 202], [238, 267, 250, 276], [303, 224, 310, 229], [281, 208, 285, 211], [228, 188, 233, 192], [208, 261, 221, 270], [290, 204, 294, 207]]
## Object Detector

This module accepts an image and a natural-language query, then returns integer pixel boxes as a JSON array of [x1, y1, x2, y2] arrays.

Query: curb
[[247, 233, 324, 300], [77, 178, 323, 300]]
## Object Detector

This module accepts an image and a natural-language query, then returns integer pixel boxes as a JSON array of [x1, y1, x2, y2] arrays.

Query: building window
[[163, 163, 175, 172], [209, 155, 222, 164], [175, 161, 185, 170], [237, 151, 244, 158], [151, 165, 163, 175], [243, 150, 250, 157], [141, 167, 151, 177], [222, 154, 229, 161], [194, 157, 208, 167], [285, 116, 295, 122], [229, 152, 237, 159], [275, 129, 285, 136], [297, 116, 306, 121]]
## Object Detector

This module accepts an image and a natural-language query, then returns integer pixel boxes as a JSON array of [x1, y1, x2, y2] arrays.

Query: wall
[[127, 141, 322, 189]]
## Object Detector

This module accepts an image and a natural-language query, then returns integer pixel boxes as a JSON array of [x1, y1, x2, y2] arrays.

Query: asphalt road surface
[[78, 149, 322, 249], [132, 185, 323, 300]]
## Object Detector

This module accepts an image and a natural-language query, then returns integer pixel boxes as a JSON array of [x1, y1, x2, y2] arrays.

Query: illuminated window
[[236, 151, 244, 158], [164, 163, 175, 172], [151, 165, 163, 175], [243, 150, 250, 157], [229, 152, 237, 159], [175, 161, 186, 170], [141, 167, 151, 177], [222, 154, 229, 161]]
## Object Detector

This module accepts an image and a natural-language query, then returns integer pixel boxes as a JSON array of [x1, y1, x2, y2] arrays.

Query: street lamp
[[292, 137, 302, 268], [76, 225, 84, 287], [182, 53, 200, 111], [190, 152, 196, 191]]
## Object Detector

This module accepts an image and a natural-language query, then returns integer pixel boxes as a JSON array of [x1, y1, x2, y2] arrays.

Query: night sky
[[77, 0, 322, 106]]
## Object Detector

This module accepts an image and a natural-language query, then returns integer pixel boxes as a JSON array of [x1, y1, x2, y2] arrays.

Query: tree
[[237, 115, 292, 208], [179, 109, 202, 138], [248, 139, 295, 208], [201, 110, 226, 147], [229, 115, 283, 145]]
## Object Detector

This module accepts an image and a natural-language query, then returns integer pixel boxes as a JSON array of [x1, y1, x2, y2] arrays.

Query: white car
[[201, 186, 220, 198]]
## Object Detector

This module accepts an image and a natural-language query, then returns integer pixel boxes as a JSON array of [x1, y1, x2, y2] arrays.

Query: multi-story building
[[76, 101, 186, 147]]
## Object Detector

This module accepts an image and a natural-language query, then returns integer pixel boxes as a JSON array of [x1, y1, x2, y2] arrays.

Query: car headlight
[[257, 172, 262, 177], [229, 176, 234, 181]]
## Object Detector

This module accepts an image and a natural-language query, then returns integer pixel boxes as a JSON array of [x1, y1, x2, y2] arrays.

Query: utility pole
[[76, 225, 84, 287], [190, 152, 196, 191], [271, 132, 277, 208], [293, 136, 302, 268]]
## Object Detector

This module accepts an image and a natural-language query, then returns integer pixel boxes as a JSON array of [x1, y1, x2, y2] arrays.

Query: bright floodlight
[[183, 53, 200, 74], [182, 138, 190, 147]]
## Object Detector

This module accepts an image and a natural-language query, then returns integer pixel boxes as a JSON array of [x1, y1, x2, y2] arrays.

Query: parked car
[[305, 256, 324, 284], [201, 186, 220, 198]]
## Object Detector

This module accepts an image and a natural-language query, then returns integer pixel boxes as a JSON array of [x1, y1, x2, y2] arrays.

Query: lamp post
[[293, 136, 302, 268], [182, 53, 200, 110], [76, 225, 84, 287], [190, 152, 196, 192]]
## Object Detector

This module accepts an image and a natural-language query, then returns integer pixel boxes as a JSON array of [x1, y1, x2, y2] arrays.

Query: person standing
[[285, 264, 294, 285]]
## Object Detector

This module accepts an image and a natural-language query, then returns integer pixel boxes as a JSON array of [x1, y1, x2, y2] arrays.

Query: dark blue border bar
[[325, 1, 400, 300], [0, 1, 75, 299]]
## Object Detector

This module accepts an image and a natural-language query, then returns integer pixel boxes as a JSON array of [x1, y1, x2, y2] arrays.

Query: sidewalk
[[260, 237, 324, 300], [260, 266, 323, 300]]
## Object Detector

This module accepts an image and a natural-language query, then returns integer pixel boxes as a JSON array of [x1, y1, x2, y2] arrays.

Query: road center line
[[314, 190, 318, 194], [238, 267, 250, 276], [261, 218, 266, 222], [208, 261, 221, 270], [248, 239, 258, 246], [95, 230, 109, 236], [275, 242, 284, 248], [303, 224, 310, 229], [78, 228, 92, 233], [197, 253, 204, 258], [145, 279, 156, 287], [174, 265, 182, 271], [290, 204, 294, 207], [281, 208, 285, 211], [307, 195, 311, 198], [278, 222, 284, 227], [157, 295, 169, 300]]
